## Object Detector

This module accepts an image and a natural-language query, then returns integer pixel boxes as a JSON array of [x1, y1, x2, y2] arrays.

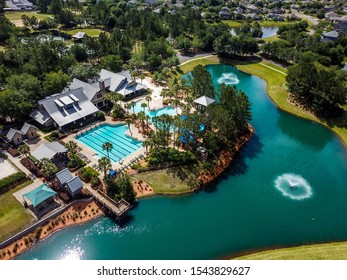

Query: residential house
[[321, 30, 339, 42], [247, 13, 261, 20], [325, 11, 341, 22], [55, 168, 83, 198], [219, 10, 231, 19], [30, 88, 99, 131], [6, 128, 24, 145], [335, 16, 347, 35], [20, 122, 38, 140]]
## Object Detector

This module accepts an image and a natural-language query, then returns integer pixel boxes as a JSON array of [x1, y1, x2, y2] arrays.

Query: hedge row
[[0, 172, 28, 195]]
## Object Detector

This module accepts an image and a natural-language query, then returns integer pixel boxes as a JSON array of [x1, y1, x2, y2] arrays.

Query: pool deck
[[65, 77, 183, 172], [64, 117, 146, 171]]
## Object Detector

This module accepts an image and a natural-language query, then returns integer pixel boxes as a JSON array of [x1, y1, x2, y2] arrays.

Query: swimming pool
[[132, 100, 176, 120], [75, 124, 142, 163]]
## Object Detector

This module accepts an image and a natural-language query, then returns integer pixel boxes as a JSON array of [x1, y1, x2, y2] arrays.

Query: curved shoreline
[[180, 55, 347, 148], [0, 200, 104, 260]]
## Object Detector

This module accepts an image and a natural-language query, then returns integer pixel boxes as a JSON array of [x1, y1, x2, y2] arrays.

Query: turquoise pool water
[[18, 65, 347, 260], [133, 100, 176, 120], [75, 124, 142, 162]]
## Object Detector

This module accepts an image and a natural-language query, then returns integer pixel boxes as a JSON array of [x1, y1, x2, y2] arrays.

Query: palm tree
[[130, 101, 136, 114], [172, 99, 182, 114], [130, 69, 139, 81], [18, 144, 30, 157], [98, 156, 111, 179], [125, 118, 132, 135], [102, 142, 113, 160], [145, 96, 152, 110], [40, 158, 59, 181], [65, 140, 78, 154], [141, 102, 147, 113], [137, 111, 146, 132], [139, 73, 145, 84]]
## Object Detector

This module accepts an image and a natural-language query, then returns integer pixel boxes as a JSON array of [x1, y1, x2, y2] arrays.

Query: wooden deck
[[84, 185, 131, 219]]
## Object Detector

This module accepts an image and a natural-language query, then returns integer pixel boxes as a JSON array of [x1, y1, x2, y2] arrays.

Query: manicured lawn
[[132, 168, 196, 195], [234, 242, 347, 260], [262, 35, 279, 42], [233, 59, 347, 147], [258, 60, 287, 73], [5, 11, 53, 21], [65, 28, 104, 37], [179, 55, 220, 75], [0, 180, 34, 242]]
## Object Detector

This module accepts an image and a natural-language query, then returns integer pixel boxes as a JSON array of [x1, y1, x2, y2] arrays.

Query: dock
[[84, 185, 131, 219]]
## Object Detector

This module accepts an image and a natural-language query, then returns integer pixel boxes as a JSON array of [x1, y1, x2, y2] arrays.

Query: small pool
[[75, 124, 142, 163], [132, 100, 176, 120]]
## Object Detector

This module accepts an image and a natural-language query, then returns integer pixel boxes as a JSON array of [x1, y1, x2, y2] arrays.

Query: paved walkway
[[179, 54, 215, 66], [258, 62, 287, 75]]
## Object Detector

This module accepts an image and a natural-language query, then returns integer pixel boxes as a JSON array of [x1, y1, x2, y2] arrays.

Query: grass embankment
[[5, 11, 53, 22], [180, 55, 347, 147], [132, 158, 220, 195], [132, 167, 196, 194], [65, 28, 103, 37], [234, 242, 347, 260], [0, 180, 34, 242], [222, 20, 301, 28], [262, 35, 279, 42], [233, 59, 347, 146], [179, 55, 220, 75]]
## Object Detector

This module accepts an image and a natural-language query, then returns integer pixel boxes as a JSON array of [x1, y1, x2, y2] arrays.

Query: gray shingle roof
[[38, 88, 99, 128], [30, 109, 51, 125], [21, 122, 37, 134], [6, 128, 24, 141], [66, 176, 83, 193], [99, 69, 146, 97], [32, 142, 68, 160], [99, 69, 127, 92], [68, 78, 100, 101], [55, 168, 73, 185], [323, 30, 339, 38]]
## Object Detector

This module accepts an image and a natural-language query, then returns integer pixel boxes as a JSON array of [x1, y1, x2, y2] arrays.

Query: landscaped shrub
[[90, 177, 101, 188], [44, 131, 59, 142], [148, 148, 196, 166], [67, 154, 86, 169], [97, 111, 105, 121], [0, 172, 27, 194], [27, 155, 38, 164], [78, 166, 98, 183]]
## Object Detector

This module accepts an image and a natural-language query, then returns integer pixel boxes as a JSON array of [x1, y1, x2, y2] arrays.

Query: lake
[[17, 64, 347, 260], [230, 27, 279, 38]]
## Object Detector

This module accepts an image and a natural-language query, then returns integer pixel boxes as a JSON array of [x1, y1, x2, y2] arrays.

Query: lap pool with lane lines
[[75, 123, 142, 163]]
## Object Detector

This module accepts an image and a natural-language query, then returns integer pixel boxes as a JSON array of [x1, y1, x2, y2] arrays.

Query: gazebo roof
[[23, 184, 57, 207], [193, 95, 216, 107]]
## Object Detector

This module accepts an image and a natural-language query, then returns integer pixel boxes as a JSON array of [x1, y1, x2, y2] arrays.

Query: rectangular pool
[[76, 124, 142, 163]]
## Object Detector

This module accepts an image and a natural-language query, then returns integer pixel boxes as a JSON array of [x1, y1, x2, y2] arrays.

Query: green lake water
[[17, 64, 347, 260]]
